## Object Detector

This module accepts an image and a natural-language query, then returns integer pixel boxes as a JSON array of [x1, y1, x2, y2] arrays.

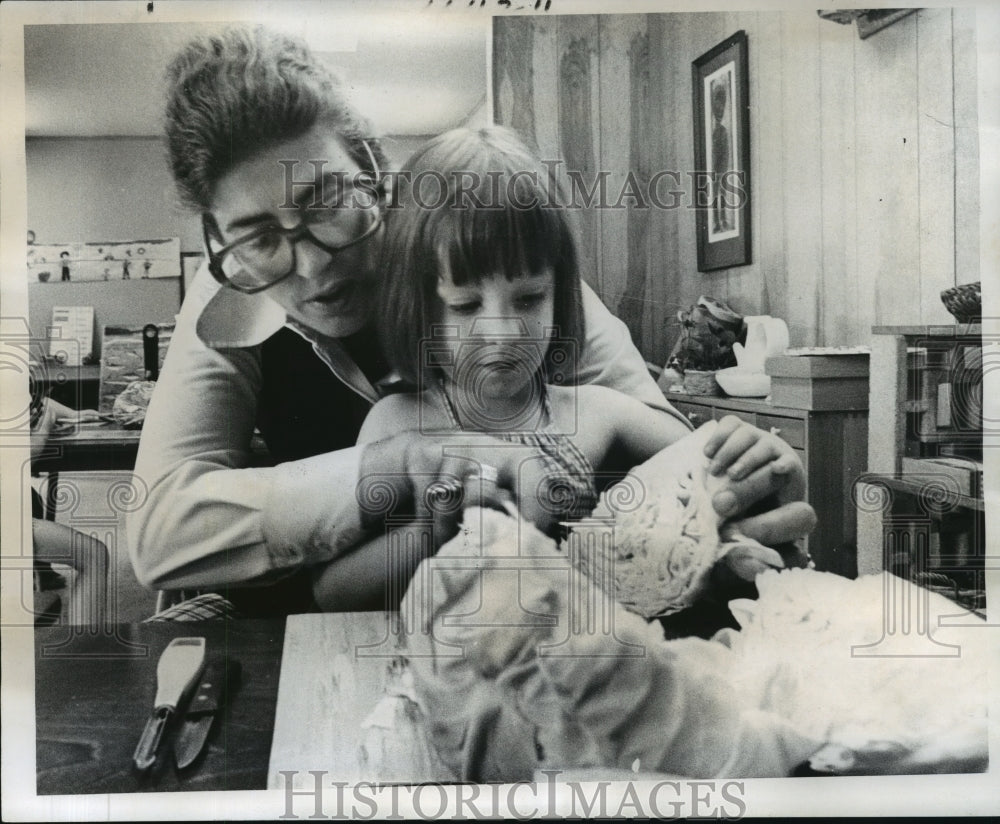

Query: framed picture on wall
[[692, 30, 751, 272]]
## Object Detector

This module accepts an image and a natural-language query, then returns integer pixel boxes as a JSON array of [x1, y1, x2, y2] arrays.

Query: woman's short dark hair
[[378, 126, 584, 387], [163, 25, 387, 211]]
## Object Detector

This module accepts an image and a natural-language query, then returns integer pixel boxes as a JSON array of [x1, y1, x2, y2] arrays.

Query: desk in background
[[34, 363, 102, 410], [31, 423, 271, 520], [32, 423, 272, 475], [32, 423, 141, 475]]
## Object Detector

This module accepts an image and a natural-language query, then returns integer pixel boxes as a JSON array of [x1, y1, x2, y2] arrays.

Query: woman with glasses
[[128, 25, 815, 616]]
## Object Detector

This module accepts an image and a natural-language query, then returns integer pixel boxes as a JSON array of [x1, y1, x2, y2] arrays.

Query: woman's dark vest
[[220, 326, 385, 617]]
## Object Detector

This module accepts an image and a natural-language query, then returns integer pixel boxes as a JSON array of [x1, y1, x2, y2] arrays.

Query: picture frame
[[692, 30, 751, 272]]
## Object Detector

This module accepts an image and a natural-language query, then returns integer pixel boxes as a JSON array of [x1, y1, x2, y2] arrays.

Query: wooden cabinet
[[664, 391, 868, 578], [855, 325, 985, 613]]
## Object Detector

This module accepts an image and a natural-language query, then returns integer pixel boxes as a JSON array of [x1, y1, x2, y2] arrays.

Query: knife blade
[[174, 658, 239, 769], [133, 637, 206, 771]]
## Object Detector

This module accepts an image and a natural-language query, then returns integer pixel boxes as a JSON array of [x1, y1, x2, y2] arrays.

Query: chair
[[32, 519, 108, 627]]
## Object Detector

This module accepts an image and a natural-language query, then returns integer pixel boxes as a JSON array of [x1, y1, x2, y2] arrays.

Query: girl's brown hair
[[378, 126, 584, 387]]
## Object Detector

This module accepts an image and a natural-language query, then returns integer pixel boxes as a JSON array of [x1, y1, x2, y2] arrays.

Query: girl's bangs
[[433, 198, 565, 287]]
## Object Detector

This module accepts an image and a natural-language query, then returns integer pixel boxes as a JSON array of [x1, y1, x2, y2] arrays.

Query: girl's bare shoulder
[[359, 390, 450, 443], [547, 383, 634, 412]]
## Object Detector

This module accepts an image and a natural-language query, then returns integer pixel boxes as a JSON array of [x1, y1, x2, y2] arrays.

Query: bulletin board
[[27, 237, 181, 283], [26, 237, 183, 362]]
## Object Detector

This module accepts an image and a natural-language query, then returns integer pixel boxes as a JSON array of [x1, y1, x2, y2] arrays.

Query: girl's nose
[[469, 315, 530, 339]]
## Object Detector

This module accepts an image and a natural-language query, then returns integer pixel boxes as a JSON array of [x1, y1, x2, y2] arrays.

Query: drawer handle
[[770, 426, 781, 436], [687, 412, 705, 425]]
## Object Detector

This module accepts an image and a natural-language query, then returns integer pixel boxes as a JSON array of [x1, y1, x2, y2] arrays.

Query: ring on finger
[[428, 477, 462, 501], [466, 463, 500, 485]]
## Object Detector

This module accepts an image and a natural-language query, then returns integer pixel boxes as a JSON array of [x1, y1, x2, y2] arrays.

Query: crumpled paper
[[719, 568, 989, 774], [112, 380, 155, 428], [400, 507, 821, 782], [571, 422, 805, 618]]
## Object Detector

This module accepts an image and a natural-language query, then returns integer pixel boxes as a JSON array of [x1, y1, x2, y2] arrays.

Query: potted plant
[[664, 296, 743, 395]]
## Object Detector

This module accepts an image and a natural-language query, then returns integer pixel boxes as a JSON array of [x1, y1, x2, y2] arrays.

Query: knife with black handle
[[174, 658, 240, 769]]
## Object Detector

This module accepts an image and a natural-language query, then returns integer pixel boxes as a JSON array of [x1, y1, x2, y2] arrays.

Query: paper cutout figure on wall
[[27, 238, 182, 283]]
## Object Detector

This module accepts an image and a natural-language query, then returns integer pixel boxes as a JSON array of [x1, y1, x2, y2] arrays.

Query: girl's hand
[[703, 415, 816, 546]]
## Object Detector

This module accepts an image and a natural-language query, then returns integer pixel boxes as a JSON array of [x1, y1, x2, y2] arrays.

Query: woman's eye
[[243, 232, 282, 255]]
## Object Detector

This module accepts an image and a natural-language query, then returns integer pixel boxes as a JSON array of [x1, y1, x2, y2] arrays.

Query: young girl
[[312, 126, 799, 610]]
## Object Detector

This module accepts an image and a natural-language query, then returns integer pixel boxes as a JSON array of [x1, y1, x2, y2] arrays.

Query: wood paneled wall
[[494, 9, 980, 364]]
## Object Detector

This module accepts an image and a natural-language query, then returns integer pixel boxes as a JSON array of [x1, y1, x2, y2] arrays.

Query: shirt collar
[[192, 262, 287, 348], [190, 261, 407, 401]]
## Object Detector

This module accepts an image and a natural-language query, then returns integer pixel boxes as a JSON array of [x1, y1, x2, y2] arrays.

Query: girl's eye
[[515, 293, 546, 310], [448, 302, 481, 315]]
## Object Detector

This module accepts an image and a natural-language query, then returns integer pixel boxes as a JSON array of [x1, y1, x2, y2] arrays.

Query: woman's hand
[[360, 431, 562, 547], [408, 435, 563, 542], [703, 415, 816, 547]]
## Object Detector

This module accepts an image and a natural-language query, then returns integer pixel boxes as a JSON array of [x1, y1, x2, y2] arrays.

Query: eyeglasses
[[203, 145, 384, 294]]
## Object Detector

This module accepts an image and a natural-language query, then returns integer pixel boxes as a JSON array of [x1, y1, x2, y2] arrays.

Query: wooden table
[[34, 613, 451, 796], [267, 612, 454, 787], [31, 422, 272, 474], [32, 423, 141, 474], [34, 619, 286, 795]]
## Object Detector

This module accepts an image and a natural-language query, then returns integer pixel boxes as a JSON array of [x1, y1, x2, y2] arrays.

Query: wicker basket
[[940, 282, 981, 323]]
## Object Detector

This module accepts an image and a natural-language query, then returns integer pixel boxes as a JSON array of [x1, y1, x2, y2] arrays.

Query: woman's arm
[[314, 393, 474, 610], [127, 277, 369, 591], [309, 394, 423, 611]]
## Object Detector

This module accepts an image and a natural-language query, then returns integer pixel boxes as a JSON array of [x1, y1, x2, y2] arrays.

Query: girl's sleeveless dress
[[435, 381, 598, 522]]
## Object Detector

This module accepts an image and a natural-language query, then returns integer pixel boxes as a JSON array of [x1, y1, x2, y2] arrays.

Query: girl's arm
[[311, 528, 431, 611], [576, 384, 690, 467], [356, 393, 424, 445]]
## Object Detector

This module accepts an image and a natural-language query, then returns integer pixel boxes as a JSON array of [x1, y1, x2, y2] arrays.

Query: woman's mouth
[[305, 280, 361, 313]]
